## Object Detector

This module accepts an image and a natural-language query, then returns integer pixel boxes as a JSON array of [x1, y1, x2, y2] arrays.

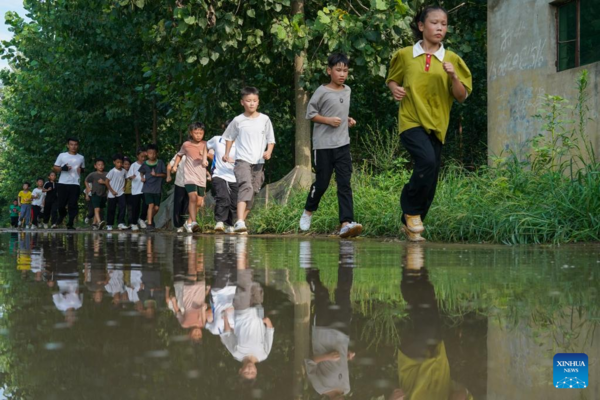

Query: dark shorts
[[91, 194, 107, 209], [184, 184, 206, 196], [144, 193, 162, 206]]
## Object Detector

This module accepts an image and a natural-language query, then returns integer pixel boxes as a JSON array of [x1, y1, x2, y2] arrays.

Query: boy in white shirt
[[52, 137, 85, 230], [126, 146, 148, 231], [31, 178, 46, 229], [207, 120, 238, 233], [222, 87, 276, 233], [105, 154, 129, 230]]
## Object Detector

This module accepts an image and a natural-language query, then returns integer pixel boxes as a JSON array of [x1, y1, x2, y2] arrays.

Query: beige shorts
[[233, 160, 264, 209]]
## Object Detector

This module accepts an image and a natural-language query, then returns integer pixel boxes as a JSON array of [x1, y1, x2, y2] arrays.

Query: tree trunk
[[293, 0, 311, 171]]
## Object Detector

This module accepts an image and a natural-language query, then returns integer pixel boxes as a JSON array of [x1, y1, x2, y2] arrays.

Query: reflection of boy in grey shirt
[[300, 53, 363, 239]]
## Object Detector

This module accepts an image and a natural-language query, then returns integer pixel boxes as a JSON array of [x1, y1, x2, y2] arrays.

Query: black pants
[[125, 194, 133, 224], [307, 266, 353, 335], [57, 184, 80, 227], [172, 185, 189, 228], [211, 177, 238, 226], [400, 127, 443, 225], [86, 199, 94, 219], [129, 194, 147, 225], [32, 205, 43, 226], [10, 216, 18, 228], [43, 197, 59, 225], [305, 144, 354, 224], [107, 195, 127, 226]]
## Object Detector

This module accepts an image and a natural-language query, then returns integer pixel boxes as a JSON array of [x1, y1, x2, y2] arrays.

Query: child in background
[[123, 157, 133, 226], [299, 53, 363, 239], [9, 200, 20, 228], [167, 147, 189, 233], [222, 87, 276, 233], [127, 146, 148, 231], [139, 144, 166, 230], [18, 182, 33, 229], [207, 120, 238, 233], [85, 159, 108, 230], [105, 154, 129, 231], [31, 178, 45, 229], [172, 122, 209, 233], [43, 172, 58, 229]]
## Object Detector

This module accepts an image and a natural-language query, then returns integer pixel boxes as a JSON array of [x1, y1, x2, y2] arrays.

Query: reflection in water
[[391, 245, 471, 400], [0, 233, 599, 399], [304, 241, 355, 399]]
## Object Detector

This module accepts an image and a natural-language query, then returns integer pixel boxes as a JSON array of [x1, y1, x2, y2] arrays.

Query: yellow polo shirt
[[18, 190, 32, 205], [386, 44, 472, 144]]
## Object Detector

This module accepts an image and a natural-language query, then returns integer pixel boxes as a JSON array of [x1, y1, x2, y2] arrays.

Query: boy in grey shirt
[[299, 53, 363, 238]]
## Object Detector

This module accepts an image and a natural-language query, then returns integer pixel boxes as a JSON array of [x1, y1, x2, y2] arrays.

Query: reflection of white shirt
[[127, 162, 144, 195], [53, 280, 83, 311], [126, 270, 143, 303], [220, 307, 274, 362], [206, 286, 236, 335], [105, 268, 125, 295], [32, 188, 45, 206], [30, 249, 44, 273], [54, 152, 85, 185], [169, 155, 186, 187], [305, 327, 350, 395], [206, 136, 236, 183]]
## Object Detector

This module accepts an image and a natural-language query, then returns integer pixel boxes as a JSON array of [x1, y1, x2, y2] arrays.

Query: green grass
[[233, 164, 600, 244]]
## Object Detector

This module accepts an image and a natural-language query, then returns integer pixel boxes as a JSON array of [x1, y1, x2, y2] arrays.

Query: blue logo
[[554, 353, 588, 389]]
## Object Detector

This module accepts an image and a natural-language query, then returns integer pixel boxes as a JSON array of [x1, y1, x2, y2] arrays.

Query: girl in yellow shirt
[[386, 6, 472, 242]]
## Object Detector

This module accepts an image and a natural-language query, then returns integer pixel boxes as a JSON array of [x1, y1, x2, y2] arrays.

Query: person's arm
[[222, 121, 237, 162], [263, 143, 275, 161], [263, 317, 274, 355], [202, 145, 208, 167], [387, 80, 407, 101], [443, 62, 468, 103], [171, 152, 183, 173], [207, 149, 215, 162], [263, 119, 276, 160], [105, 177, 117, 197], [152, 161, 166, 178], [311, 114, 342, 127]]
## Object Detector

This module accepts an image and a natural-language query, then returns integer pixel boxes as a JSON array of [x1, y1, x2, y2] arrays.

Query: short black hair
[[112, 153, 124, 162], [240, 87, 259, 98], [136, 146, 147, 156], [410, 5, 448, 41], [123, 157, 131, 164], [95, 158, 105, 164], [146, 144, 158, 152], [328, 53, 350, 68], [36, 177, 44, 182], [13, 199, 18, 202], [23, 181, 30, 186], [66, 137, 79, 144], [188, 122, 206, 132]]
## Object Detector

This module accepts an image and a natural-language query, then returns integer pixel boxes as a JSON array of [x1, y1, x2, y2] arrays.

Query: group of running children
[[11, 6, 472, 242]]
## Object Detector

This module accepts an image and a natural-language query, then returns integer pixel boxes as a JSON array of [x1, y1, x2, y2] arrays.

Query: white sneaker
[[131, 224, 139, 231], [184, 221, 194, 233], [118, 223, 129, 230], [299, 211, 312, 231], [339, 222, 363, 238], [176, 227, 184, 233], [31, 225, 37, 230], [138, 219, 147, 229], [191, 222, 201, 233], [43, 224, 48, 229], [225, 226, 235, 234], [214, 222, 225, 232], [233, 220, 247, 233], [107, 225, 113, 231]]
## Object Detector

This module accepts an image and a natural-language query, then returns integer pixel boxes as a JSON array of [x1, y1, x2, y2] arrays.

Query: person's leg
[[227, 182, 239, 226], [187, 190, 198, 224], [140, 196, 148, 222], [130, 194, 140, 225], [50, 198, 59, 225], [107, 197, 117, 227], [421, 135, 443, 223], [212, 177, 229, 223], [172, 185, 184, 228], [125, 194, 132, 224], [305, 149, 335, 214], [23, 204, 32, 226], [333, 144, 354, 225], [11, 216, 18, 228], [56, 184, 68, 225], [233, 161, 253, 223], [399, 127, 440, 225], [94, 207, 101, 224], [86, 199, 94, 220], [32, 206, 41, 226], [117, 195, 126, 225], [147, 202, 155, 225], [43, 199, 53, 224], [66, 185, 80, 228]]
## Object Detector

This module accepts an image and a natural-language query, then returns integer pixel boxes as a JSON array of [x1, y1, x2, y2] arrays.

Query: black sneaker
[[146, 223, 155, 231], [67, 226, 76, 231]]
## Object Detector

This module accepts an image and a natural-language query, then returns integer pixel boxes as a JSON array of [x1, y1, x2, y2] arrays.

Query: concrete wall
[[488, 0, 600, 161]]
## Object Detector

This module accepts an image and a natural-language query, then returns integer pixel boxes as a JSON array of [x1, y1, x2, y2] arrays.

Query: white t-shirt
[[105, 268, 125, 295], [126, 270, 143, 303], [169, 155, 186, 187], [220, 307, 274, 362], [206, 136, 236, 183], [206, 286, 236, 335], [222, 113, 276, 165], [53, 280, 83, 311], [127, 161, 144, 195], [305, 327, 351, 395], [54, 152, 85, 186], [32, 188, 45, 206], [106, 167, 127, 198]]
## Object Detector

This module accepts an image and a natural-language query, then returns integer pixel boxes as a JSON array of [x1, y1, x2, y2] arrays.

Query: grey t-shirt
[[85, 172, 108, 197], [139, 160, 166, 194], [306, 84, 351, 150]]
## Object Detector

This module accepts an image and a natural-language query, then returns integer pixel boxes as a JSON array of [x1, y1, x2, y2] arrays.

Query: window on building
[[555, 0, 600, 71]]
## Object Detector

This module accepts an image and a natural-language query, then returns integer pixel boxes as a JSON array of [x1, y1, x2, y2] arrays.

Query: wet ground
[[0, 232, 598, 399]]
